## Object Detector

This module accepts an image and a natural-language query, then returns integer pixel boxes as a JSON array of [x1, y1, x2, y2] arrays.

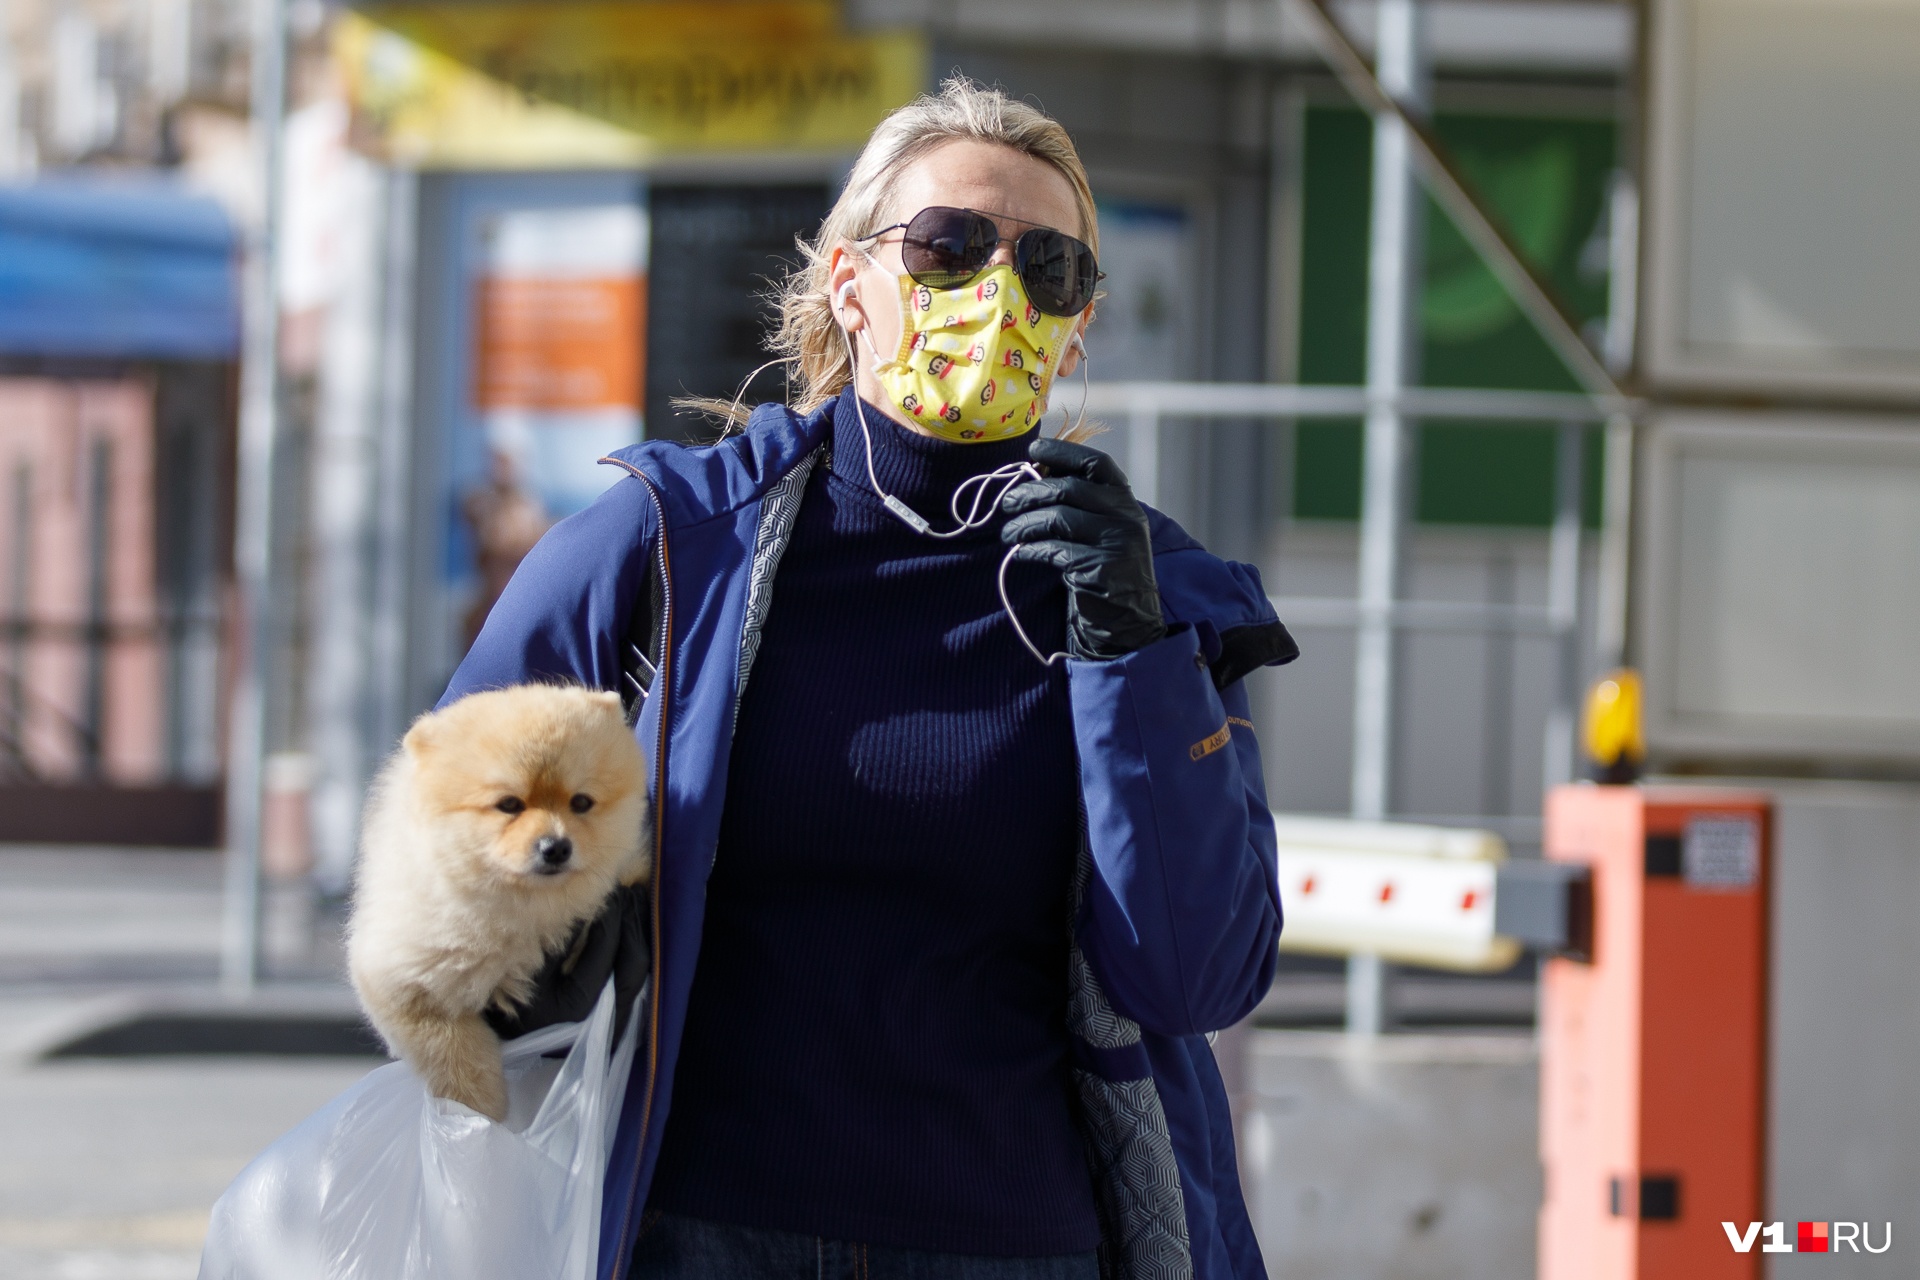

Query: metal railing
[[0, 612, 224, 783], [1076, 379, 1634, 817]]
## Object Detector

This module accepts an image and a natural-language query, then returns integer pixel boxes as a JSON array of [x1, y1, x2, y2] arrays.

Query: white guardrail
[[1273, 814, 1590, 973]]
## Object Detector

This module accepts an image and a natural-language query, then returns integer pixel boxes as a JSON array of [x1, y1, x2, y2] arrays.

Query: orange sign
[[473, 275, 646, 412]]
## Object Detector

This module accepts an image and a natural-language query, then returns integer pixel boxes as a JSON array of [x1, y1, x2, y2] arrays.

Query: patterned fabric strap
[[734, 447, 821, 728]]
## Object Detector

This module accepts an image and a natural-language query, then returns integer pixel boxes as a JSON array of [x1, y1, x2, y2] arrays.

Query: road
[[0, 846, 374, 1280]]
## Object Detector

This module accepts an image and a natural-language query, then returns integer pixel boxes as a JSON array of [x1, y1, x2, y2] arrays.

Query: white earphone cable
[[724, 354, 796, 432], [837, 278, 1075, 665], [837, 289, 1039, 540], [997, 546, 1070, 666]]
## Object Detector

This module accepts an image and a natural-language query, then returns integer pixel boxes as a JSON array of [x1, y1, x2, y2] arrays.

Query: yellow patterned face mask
[[868, 263, 1075, 443]]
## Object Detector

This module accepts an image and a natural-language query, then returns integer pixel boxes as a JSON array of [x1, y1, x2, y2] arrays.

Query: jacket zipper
[[603, 463, 672, 1280]]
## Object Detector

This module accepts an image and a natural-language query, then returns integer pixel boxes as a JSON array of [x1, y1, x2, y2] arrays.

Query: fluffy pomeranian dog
[[348, 684, 649, 1121]]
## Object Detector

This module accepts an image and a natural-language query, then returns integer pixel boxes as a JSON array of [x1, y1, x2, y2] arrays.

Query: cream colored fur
[[347, 685, 649, 1121]]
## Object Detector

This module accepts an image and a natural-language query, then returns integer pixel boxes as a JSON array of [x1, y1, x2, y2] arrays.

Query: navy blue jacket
[[444, 397, 1296, 1280]]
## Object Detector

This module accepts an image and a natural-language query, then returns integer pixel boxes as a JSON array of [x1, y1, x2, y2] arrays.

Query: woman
[[445, 78, 1296, 1280]]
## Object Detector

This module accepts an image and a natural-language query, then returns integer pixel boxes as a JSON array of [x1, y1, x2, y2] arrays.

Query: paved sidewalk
[[0, 1056, 375, 1279], [0, 847, 223, 990], [0, 845, 374, 1280]]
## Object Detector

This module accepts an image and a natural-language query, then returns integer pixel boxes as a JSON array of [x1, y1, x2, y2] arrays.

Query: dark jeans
[[628, 1212, 1102, 1280]]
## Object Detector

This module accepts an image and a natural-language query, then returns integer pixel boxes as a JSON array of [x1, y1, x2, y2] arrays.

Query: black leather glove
[[485, 883, 650, 1046], [1000, 438, 1167, 661]]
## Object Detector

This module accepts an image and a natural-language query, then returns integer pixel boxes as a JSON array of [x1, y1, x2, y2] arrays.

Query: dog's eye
[[495, 796, 525, 815], [569, 794, 594, 814]]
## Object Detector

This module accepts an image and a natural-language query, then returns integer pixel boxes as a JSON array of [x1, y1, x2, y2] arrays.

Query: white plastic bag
[[199, 979, 642, 1280]]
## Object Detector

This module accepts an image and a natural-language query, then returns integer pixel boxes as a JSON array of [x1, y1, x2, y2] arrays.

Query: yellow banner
[[336, 3, 929, 168]]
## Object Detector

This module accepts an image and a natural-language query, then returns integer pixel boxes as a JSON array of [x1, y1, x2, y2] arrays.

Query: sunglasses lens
[[895, 208, 1097, 313], [901, 207, 997, 288], [1017, 228, 1099, 316]]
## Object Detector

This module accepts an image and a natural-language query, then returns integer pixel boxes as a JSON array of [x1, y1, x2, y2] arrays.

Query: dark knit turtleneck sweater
[[646, 390, 1102, 1254]]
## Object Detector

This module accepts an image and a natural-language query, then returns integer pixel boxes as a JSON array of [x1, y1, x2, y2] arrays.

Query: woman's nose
[[986, 241, 1017, 268]]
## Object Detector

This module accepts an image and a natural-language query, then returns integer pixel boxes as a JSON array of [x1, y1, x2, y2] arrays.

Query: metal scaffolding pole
[[1595, 172, 1641, 673], [1345, 0, 1430, 1037], [1290, 0, 1620, 402], [1542, 420, 1585, 790], [1286, 0, 1638, 1034], [221, 0, 288, 994]]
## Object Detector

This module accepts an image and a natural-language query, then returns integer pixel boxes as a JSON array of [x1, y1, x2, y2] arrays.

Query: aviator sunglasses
[[858, 205, 1102, 317]]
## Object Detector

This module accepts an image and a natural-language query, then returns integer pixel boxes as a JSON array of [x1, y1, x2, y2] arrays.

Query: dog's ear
[[402, 715, 438, 759], [591, 689, 624, 715]]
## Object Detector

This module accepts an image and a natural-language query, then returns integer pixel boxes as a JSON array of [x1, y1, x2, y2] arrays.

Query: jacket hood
[[602, 400, 833, 530]]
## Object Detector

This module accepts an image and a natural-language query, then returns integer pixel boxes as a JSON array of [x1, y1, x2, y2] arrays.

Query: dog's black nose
[[535, 835, 573, 868]]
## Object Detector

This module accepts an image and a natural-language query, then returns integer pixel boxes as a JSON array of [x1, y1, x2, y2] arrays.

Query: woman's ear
[[827, 246, 866, 335], [1060, 308, 1094, 377]]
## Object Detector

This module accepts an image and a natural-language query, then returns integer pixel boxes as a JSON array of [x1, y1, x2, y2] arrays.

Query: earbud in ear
[[836, 280, 857, 310], [1069, 332, 1087, 356]]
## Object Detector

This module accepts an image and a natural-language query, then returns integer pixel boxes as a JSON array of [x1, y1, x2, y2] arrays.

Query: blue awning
[[0, 177, 240, 361]]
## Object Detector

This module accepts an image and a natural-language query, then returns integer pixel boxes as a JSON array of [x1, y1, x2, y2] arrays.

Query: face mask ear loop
[[998, 547, 1070, 666]]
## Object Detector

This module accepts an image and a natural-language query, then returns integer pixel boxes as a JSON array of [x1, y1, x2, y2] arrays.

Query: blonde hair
[[681, 77, 1100, 436]]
